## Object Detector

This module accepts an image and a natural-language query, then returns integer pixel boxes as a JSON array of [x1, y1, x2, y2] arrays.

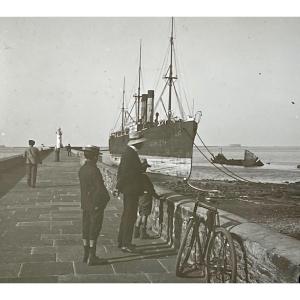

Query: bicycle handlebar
[[183, 178, 220, 194], [183, 178, 219, 212], [195, 200, 218, 212]]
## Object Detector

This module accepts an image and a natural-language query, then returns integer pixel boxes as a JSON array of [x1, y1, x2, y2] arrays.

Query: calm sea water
[[190, 146, 300, 183], [0, 147, 26, 159], [2, 146, 300, 184]]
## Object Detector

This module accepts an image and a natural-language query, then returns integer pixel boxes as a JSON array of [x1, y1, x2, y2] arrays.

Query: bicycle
[[175, 179, 237, 283]]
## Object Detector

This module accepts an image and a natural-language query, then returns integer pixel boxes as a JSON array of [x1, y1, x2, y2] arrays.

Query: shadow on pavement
[[37, 183, 79, 188], [105, 241, 177, 264], [0, 165, 26, 199]]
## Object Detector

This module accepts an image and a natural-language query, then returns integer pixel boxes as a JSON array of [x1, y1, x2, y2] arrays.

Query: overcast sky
[[0, 17, 299, 147]]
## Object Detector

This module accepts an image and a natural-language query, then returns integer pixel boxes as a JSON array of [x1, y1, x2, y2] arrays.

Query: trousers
[[26, 164, 37, 187], [82, 209, 104, 241], [117, 193, 139, 247]]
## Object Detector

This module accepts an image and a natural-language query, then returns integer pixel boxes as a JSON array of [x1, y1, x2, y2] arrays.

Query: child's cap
[[141, 158, 151, 168]]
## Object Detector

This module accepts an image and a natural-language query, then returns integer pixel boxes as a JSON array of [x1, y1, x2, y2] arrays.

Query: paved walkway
[[0, 151, 200, 283]]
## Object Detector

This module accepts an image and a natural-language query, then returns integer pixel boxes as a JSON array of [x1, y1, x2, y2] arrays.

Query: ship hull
[[109, 120, 198, 158]]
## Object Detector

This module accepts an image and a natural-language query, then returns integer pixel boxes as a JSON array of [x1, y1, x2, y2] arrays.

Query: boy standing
[[79, 145, 110, 265], [134, 158, 161, 239]]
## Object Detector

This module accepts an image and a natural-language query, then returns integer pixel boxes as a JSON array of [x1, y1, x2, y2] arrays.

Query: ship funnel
[[147, 90, 154, 124], [141, 94, 148, 125]]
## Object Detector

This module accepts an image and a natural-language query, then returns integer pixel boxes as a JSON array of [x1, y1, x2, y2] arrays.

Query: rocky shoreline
[[149, 172, 300, 240]]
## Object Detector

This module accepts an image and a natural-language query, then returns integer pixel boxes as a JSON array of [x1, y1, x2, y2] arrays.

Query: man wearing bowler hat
[[116, 131, 146, 253], [24, 139, 42, 188], [79, 145, 110, 265]]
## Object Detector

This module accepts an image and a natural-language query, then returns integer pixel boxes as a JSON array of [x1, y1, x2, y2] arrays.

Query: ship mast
[[167, 17, 177, 121], [136, 40, 142, 125], [121, 76, 125, 133]]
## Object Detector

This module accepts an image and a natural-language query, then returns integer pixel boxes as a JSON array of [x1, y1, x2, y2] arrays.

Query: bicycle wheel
[[206, 227, 237, 283], [175, 218, 207, 278]]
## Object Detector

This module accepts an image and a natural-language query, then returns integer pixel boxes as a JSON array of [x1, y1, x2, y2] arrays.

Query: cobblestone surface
[[0, 151, 201, 283]]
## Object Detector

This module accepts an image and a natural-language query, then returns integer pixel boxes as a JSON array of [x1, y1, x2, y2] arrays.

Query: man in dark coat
[[116, 132, 146, 253], [24, 139, 42, 188], [79, 145, 110, 265]]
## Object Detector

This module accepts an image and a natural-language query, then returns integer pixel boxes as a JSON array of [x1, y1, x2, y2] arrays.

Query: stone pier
[[0, 151, 199, 283]]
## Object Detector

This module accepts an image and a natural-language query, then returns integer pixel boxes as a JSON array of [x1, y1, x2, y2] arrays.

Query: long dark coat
[[79, 160, 110, 211], [116, 146, 143, 195]]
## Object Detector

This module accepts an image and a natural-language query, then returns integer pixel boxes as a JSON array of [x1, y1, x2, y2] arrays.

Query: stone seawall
[[99, 162, 300, 283], [0, 149, 53, 173]]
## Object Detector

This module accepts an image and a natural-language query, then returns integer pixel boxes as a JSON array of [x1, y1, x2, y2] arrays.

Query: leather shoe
[[121, 246, 135, 253]]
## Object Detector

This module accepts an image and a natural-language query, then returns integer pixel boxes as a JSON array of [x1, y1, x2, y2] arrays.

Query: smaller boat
[[212, 150, 264, 167]]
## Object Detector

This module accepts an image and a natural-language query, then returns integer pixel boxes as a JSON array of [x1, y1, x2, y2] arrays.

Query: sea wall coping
[[0, 149, 53, 172]]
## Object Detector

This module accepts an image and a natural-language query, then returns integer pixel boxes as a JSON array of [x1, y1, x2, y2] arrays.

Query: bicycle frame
[[181, 179, 222, 266], [189, 197, 220, 264], [176, 179, 237, 282]]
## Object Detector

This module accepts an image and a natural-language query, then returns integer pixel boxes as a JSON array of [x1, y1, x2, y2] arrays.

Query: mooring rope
[[183, 128, 257, 183]]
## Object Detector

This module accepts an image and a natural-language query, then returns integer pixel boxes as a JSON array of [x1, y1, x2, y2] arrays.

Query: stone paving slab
[[19, 261, 74, 277], [56, 245, 106, 262], [6, 226, 60, 235], [31, 246, 57, 255], [60, 226, 82, 234], [74, 262, 114, 275], [27, 207, 59, 213], [44, 202, 80, 206], [0, 276, 58, 283], [59, 207, 81, 211], [26, 254, 57, 263], [112, 259, 167, 274], [0, 263, 21, 278], [157, 257, 177, 273], [53, 239, 81, 246], [41, 233, 82, 241], [146, 273, 204, 283], [96, 238, 116, 246], [58, 273, 150, 283], [6, 205, 46, 210], [41, 213, 81, 218], [2, 232, 53, 247], [0, 252, 56, 264], [1, 239, 54, 247], [17, 221, 73, 227]]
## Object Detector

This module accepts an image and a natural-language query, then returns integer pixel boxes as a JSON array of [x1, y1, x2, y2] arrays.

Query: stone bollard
[[54, 149, 60, 162]]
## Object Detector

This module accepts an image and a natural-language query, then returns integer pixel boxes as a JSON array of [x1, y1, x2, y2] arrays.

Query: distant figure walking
[[78, 145, 110, 266], [66, 144, 72, 156], [24, 139, 42, 188], [116, 132, 146, 253]]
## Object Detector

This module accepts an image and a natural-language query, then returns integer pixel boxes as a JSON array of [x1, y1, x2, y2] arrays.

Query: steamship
[[109, 18, 200, 158]]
